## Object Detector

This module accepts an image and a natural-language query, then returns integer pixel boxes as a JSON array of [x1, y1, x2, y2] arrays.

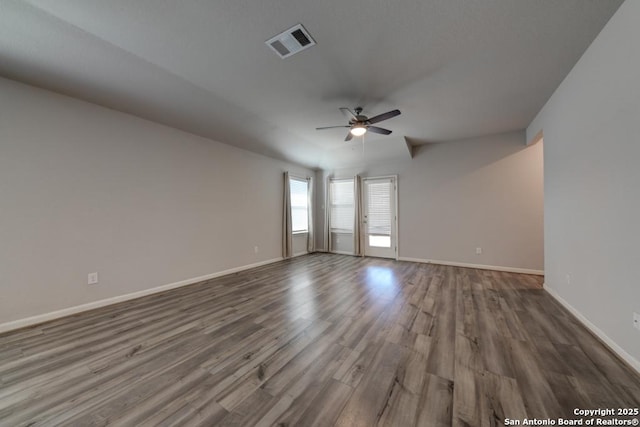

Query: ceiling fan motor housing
[[351, 108, 368, 124]]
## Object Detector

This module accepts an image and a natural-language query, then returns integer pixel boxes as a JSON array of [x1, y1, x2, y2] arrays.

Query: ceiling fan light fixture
[[350, 125, 367, 136]]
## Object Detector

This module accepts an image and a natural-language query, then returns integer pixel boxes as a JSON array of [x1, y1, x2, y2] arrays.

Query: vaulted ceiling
[[0, 0, 623, 169]]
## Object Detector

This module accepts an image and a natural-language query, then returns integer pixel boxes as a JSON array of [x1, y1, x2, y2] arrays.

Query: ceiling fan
[[316, 107, 401, 141]]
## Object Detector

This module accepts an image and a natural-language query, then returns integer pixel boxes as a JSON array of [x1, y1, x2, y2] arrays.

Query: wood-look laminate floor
[[1, 254, 639, 426]]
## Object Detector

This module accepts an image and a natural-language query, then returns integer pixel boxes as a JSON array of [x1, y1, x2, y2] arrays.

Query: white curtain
[[325, 175, 332, 252], [306, 176, 315, 253], [283, 172, 293, 258], [353, 175, 364, 256]]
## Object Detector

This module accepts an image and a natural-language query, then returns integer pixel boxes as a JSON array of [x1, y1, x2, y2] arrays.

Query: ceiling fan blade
[[367, 126, 392, 135], [339, 107, 357, 121], [344, 131, 353, 141], [367, 109, 401, 125], [316, 125, 350, 130]]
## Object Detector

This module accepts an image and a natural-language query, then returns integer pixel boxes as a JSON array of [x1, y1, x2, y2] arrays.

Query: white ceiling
[[0, 0, 623, 169]]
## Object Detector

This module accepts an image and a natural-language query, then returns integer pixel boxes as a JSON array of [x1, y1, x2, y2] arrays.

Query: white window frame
[[329, 178, 355, 234], [289, 175, 309, 234]]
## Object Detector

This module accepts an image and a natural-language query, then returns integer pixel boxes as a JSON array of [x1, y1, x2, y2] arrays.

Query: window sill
[[292, 231, 309, 235]]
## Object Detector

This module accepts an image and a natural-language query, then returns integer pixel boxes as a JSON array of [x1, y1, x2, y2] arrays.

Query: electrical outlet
[[566, 273, 572, 285], [88, 272, 99, 285], [476, 247, 482, 255], [634, 312, 640, 331], [254, 246, 259, 254]]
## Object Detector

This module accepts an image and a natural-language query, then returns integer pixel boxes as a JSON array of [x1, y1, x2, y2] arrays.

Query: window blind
[[367, 181, 392, 236], [290, 178, 308, 232], [330, 179, 354, 233]]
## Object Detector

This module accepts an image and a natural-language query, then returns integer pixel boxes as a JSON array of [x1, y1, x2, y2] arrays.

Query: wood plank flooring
[[0, 253, 638, 426]]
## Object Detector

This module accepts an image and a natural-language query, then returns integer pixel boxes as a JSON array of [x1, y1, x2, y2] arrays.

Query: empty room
[[1, 0, 639, 426]]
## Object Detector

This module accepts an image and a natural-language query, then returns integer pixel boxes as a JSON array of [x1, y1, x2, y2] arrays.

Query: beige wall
[[400, 132, 543, 270], [292, 233, 309, 256], [318, 131, 544, 272], [527, 0, 640, 368], [330, 232, 355, 254], [0, 77, 312, 325]]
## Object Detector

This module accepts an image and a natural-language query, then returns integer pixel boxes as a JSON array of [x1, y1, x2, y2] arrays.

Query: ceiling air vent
[[265, 24, 316, 59]]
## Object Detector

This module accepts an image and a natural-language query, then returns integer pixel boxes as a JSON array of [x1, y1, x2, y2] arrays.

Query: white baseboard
[[544, 285, 640, 374], [292, 251, 309, 258], [0, 257, 283, 335], [398, 257, 544, 276]]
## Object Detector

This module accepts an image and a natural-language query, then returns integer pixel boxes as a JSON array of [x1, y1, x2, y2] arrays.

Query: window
[[289, 177, 309, 233], [329, 179, 355, 233], [366, 181, 393, 248]]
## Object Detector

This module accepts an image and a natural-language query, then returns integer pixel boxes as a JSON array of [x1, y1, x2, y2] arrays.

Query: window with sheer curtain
[[329, 179, 355, 233], [289, 177, 309, 233]]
